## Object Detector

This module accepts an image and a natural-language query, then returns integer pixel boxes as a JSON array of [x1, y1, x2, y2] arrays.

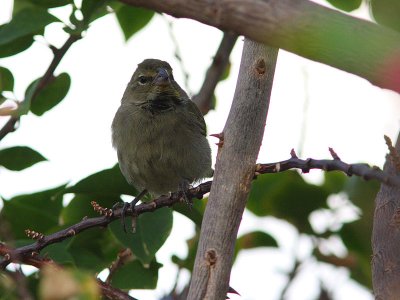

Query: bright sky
[[0, 0, 399, 299]]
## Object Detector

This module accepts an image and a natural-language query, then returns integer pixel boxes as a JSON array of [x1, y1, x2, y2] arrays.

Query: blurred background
[[0, 0, 399, 299]]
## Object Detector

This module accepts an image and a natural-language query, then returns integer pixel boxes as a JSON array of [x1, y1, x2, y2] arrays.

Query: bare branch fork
[[1, 148, 397, 269]]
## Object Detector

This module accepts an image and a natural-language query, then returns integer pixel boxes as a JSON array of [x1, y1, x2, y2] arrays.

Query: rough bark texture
[[120, 0, 400, 94], [187, 40, 278, 299], [372, 132, 400, 300]]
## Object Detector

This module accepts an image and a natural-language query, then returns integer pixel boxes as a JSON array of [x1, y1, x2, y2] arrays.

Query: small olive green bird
[[112, 59, 212, 208]]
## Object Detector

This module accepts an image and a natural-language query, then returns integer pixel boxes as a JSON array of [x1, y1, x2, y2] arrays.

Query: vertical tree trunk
[[372, 132, 400, 300], [187, 39, 278, 299]]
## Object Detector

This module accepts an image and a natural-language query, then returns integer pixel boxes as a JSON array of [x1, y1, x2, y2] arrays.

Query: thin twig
[[1, 148, 398, 269], [192, 32, 238, 115], [163, 16, 191, 93], [0, 34, 81, 142], [97, 279, 138, 300], [256, 149, 400, 186], [106, 248, 133, 284]]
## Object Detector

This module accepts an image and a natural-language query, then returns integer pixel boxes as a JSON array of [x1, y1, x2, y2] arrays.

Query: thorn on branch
[[210, 132, 224, 148], [25, 229, 44, 241], [290, 149, 298, 158], [384, 135, 400, 172], [329, 147, 341, 160]]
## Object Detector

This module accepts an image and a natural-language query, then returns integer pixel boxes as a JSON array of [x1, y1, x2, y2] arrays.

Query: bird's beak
[[153, 68, 170, 86]]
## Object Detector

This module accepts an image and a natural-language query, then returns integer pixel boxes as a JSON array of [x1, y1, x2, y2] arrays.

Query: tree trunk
[[372, 132, 400, 300], [187, 40, 278, 299]]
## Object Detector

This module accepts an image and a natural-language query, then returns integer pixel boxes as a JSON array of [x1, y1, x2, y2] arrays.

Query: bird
[[111, 58, 212, 221]]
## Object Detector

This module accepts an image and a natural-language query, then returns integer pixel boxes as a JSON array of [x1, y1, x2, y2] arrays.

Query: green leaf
[[236, 231, 278, 250], [326, 0, 362, 11], [28, 73, 71, 116], [0, 185, 65, 239], [114, 5, 154, 41], [0, 8, 59, 46], [81, 0, 109, 24], [111, 259, 161, 289], [44, 240, 75, 265], [371, 0, 400, 32], [173, 197, 206, 227], [0, 146, 46, 171], [109, 207, 173, 264], [61, 194, 122, 225], [65, 164, 136, 197], [67, 229, 121, 272], [0, 29, 34, 58], [0, 67, 14, 92], [247, 171, 329, 233], [19, 0, 72, 9]]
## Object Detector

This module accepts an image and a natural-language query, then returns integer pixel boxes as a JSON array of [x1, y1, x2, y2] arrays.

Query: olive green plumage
[[112, 59, 212, 198]]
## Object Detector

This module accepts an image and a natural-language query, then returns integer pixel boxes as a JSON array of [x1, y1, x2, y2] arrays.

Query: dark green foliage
[[370, 0, 400, 32], [0, 33, 34, 58], [1, 185, 65, 240], [109, 207, 173, 265], [111, 259, 161, 289], [67, 229, 121, 272], [0, 146, 46, 171], [326, 0, 362, 12], [112, 4, 155, 41], [236, 230, 278, 250], [65, 164, 137, 197], [81, 0, 109, 24], [0, 67, 14, 92], [28, 73, 71, 116], [0, 8, 58, 46], [247, 171, 329, 233]]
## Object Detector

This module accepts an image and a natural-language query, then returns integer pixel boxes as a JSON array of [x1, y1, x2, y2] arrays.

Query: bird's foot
[[112, 189, 148, 233], [178, 180, 193, 208]]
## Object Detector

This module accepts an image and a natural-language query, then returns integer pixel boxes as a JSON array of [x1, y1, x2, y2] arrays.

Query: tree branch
[[188, 40, 278, 299], [97, 279, 138, 300], [192, 32, 238, 114], [0, 34, 81, 142], [119, 0, 400, 94], [0, 148, 398, 270]]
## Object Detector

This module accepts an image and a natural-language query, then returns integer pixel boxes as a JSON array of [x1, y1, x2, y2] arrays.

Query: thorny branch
[[1, 148, 399, 270], [0, 34, 81, 142]]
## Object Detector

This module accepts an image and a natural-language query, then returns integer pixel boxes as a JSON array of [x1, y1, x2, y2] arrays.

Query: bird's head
[[122, 59, 186, 106]]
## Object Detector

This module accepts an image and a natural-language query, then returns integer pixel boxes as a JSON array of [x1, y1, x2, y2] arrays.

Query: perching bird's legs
[[113, 189, 148, 233], [178, 179, 192, 207]]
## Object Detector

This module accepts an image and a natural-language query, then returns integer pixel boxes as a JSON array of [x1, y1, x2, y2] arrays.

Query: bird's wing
[[186, 99, 207, 136]]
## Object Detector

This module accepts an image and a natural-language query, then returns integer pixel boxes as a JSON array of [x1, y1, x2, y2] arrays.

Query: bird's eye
[[138, 75, 149, 85]]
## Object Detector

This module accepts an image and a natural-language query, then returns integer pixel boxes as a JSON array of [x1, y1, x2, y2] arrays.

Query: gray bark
[[372, 132, 400, 300], [187, 40, 278, 299]]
